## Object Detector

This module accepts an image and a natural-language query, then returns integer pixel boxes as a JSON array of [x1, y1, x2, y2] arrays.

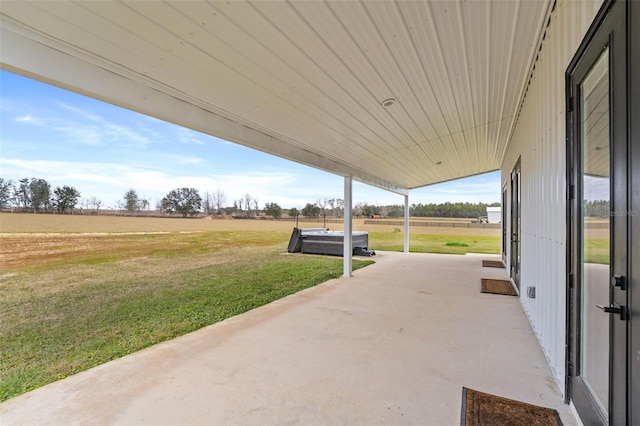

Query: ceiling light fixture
[[381, 98, 396, 107]]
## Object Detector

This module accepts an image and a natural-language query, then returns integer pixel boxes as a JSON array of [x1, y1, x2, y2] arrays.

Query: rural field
[[0, 213, 500, 402]]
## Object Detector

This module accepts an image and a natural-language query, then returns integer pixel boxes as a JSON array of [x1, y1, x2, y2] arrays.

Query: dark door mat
[[482, 260, 505, 268], [481, 278, 517, 296], [461, 387, 562, 426]]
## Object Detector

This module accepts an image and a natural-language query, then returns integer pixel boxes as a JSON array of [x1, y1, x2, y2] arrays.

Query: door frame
[[510, 158, 521, 293], [565, 0, 631, 424], [629, 3, 640, 422], [502, 183, 508, 261]]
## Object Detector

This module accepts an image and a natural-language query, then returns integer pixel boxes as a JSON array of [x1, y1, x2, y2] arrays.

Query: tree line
[[0, 178, 82, 214], [410, 201, 501, 218], [583, 200, 610, 218], [0, 177, 268, 218], [1, 177, 500, 219], [296, 200, 501, 219]]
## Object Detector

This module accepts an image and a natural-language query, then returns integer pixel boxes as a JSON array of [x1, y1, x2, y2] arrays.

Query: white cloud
[[14, 114, 35, 123], [176, 127, 206, 145], [58, 103, 104, 122], [11, 113, 49, 127], [155, 153, 204, 166], [10, 102, 154, 148], [1, 157, 328, 208]]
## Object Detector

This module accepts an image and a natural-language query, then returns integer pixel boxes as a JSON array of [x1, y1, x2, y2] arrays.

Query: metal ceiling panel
[[0, 0, 552, 192]]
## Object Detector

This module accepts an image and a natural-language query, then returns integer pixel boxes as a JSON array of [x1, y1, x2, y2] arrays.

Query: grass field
[[0, 212, 501, 259], [0, 213, 499, 401], [583, 227, 610, 265]]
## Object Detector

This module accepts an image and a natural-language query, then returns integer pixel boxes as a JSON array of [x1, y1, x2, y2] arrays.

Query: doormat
[[482, 260, 505, 268], [481, 278, 517, 296], [460, 387, 562, 426]]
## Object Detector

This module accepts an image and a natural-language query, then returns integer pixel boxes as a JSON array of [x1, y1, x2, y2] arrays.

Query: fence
[[363, 220, 501, 229]]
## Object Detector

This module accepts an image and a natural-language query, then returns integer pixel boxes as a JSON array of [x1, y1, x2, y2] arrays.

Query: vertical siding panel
[[501, 0, 604, 395], [545, 45, 552, 361], [551, 12, 560, 367]]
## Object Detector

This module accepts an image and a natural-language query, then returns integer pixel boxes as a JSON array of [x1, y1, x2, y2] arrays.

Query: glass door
[[567, 1, 628, 424], [578, 46, 611, 422]]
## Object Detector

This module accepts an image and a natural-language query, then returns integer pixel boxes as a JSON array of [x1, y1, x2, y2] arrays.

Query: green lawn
[[0, 232, 372, 402], [370, 232, 500, 255], [584, 238, 610, 265]]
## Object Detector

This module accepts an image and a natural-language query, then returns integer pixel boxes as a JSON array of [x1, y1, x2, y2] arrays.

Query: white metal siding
[[501, 0, 603, 395]]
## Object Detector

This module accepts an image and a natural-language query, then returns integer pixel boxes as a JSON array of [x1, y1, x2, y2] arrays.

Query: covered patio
[[4, 0, 637, 423], [0, 252, 578, 425]]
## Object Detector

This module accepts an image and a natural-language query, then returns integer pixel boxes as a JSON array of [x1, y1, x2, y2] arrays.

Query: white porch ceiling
[[0, 0, 552, 193]]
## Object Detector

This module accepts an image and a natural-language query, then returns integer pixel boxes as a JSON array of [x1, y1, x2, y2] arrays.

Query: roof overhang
[[0, 1, 553, 194]]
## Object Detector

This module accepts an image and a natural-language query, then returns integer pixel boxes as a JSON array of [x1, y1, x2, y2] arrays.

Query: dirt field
[[0, 212, 500, 235]]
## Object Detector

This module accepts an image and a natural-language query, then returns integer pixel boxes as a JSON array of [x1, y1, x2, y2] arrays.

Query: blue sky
[[1, 70, 501, 209]]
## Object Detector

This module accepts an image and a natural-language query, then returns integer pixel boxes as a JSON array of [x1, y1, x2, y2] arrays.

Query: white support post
[[404, 194, 410, 253], [343, 176, 353, 277]]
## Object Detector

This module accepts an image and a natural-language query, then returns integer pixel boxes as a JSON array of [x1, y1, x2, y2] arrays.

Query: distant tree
[[83, 196, 103, 213], [0, 178, 14, 208], [386, 205, 404, 218], [162, 187, 202, 217], [353, 202, 367, 218], [301, 203, 321, 218], [29, 178, 51, 212], [584, 199, 610, 218], [53, 185, 81, 213], [16, 178, 31, 209], [289, 207, 299, 218], [203, 191, 214, 215], [123, 189, 141, 214], [334, 199, 344, 218], [212, 190, 227, 214], [202, 190, 226, 215], [243, 193, 253, 217], [326, 198, 339, 217], [363, 204, 380, 218], [316, 198, 329, 217], [264, 202, 282, 218]]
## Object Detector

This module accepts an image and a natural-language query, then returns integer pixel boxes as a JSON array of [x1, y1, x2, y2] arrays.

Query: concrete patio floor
[[1, 252, 579, 425]]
